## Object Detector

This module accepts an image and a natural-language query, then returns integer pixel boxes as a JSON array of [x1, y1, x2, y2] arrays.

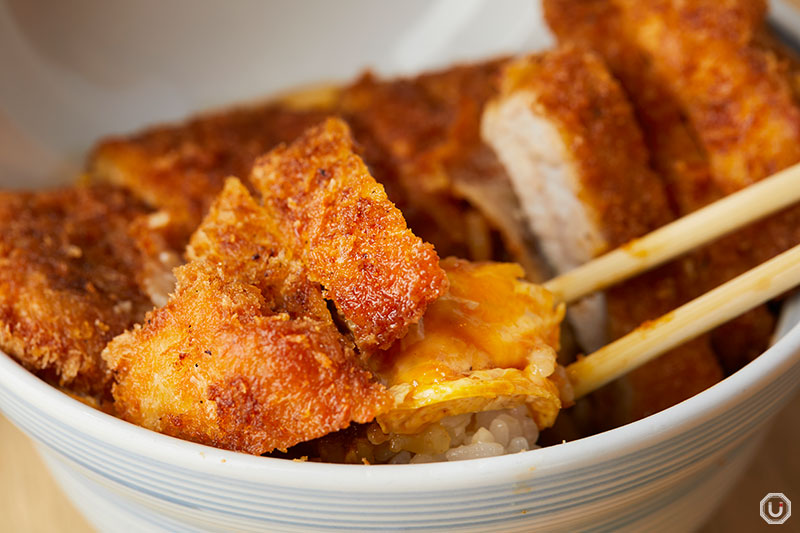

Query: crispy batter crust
[[0, 185, 158, 396], [543, 0, 721, 214], [544, 1, 798, 409], [90, 105, 333, 241], [600, 0, 800, 368], [251, 118, 448, 352], [340, 61, 506, 199], [341, 62, 547, 277], [104, 179, 388, 454], [614, 0, 800, 192], [497, 46, 673, 248], [487, 40, 722, 421], [756, 26, 800, 102], [89, 62, 547, 280], [612, 0, 800, 277], [187, 178, 332, 324], [604, 263, 723, 421]]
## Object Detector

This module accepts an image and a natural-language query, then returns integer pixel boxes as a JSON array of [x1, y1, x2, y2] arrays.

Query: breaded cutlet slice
[[104, 179, 389, 455], [89, 104, 334, 241], [251, 118, 448, 353], [341, 61, 548, 279], [542, 0, 722, 215], [0, 185, 173, 396], [614, 0, 800, 193], [543, 0, 787, 373], [89, 62, 547, 282], [482, 46, 675, 351], [606, 0, 800, 264], [544, 0, 800, 211], [483, 46, 672, 270], [482, 46, 722, 422], [603, 266, 725, 421], [610, 0, 800, 367], [756, 25, 800, 102]]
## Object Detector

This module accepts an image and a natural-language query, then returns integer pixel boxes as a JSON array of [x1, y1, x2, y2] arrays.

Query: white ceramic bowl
[[2, 2, 800, 532]]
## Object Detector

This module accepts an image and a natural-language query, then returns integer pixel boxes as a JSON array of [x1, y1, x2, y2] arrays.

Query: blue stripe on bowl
[[7, 355, 796, 512], [1, 356, 797, 531]]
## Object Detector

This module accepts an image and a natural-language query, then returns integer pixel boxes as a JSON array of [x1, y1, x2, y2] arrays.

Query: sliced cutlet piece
[[603, 266, 724, 422], [88, 67, 548, 281], [543, 0, 722, 214], [483, 46, 672, 268], [89, 103, 334, 242], [482, 46, 722, 423], [341, 61, 549, 280], [0, 185, 174, 397], [609, 0, 800, 367], [250, 118, 448, 353], [756, 25, 800, 102], [544, 0, 785, 373], [614, 0, 800, 193], [482, 46, 673, 351], [606, 0, 800, 263], [103, 179, 389, 455]]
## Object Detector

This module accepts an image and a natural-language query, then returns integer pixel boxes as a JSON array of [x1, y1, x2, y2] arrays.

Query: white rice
[[371, 405, 540, 464]]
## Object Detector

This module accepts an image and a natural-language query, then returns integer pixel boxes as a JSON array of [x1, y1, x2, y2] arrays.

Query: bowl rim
[[1, 298, 799, 493], [1, 0, 800, 494]]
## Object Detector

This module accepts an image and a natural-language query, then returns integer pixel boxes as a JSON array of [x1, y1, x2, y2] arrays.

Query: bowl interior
[[1, 0, 800, 495], [0, 0, 551, 189]]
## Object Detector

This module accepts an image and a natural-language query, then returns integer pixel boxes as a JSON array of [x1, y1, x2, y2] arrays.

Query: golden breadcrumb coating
[[493, 46, 673, 248], [604, 0, 800, 370], [485, 43, 722, 423], [0, 185, 164, 396], [251, 118, 448, 353], [90, 105, 333, 242], [544, 0, 799, 378], [341, 61, 547, 278], [543, 0, 722, 214], [104, 179, 389, 454], [373, 258, 566, 434], [604, 264, 724, 421], [614, 0, 800, 193], [89, 62, 547, 280]]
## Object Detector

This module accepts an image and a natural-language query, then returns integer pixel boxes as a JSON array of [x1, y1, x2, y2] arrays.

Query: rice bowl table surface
[[1, 395, 798, 533]]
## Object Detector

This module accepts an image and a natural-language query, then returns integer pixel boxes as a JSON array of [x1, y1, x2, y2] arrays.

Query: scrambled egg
[[374, 258, 568, 434]]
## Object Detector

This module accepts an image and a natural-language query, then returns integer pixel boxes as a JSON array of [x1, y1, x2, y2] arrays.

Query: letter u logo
[[768, 501, 784, 518]]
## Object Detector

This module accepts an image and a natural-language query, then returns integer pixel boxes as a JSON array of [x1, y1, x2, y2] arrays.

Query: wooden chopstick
[[566, 242, 800, 399], [544, 161, 800, 304]]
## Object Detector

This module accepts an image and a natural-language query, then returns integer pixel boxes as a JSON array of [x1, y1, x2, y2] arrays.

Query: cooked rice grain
[[373, 405, 540, 463]]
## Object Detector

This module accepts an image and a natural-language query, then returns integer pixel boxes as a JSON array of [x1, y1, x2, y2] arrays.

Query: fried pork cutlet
[[542, 0, 722, 215], [90, 104, 334, 242], [373, 257, 566, 435], [104, 179, 390, 455], [593, 0, 798, 368], [482, 45, 673, 353], [483, 46, 672, 272], [0, 185, 169, 396], [88, 62, 548, 282], [340, 62, 547, 278], [251, 118, 448, 353], [615, 0, 800, 193], [603, 267, 724, 422], [543, 0, 791, 374], [482, 47, 722, 423]]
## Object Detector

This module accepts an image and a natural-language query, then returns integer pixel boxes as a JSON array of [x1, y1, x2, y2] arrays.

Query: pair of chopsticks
[[545, 162, 800, 399]]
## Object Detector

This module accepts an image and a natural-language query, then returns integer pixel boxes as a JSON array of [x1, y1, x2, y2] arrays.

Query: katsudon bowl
[[2, 1, 800, 532]]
